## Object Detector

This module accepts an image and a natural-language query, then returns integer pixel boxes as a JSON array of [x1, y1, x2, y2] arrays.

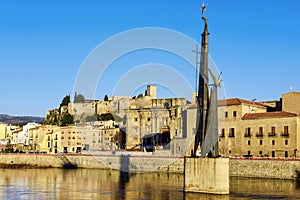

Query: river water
[[0, 168, 299, 200]]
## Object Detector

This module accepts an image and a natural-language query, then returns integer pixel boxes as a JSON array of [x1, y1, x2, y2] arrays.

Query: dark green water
[[0, 168, 299, 199]]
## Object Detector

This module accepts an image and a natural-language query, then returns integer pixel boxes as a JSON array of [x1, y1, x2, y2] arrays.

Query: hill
[[0, 114, 44, 125]]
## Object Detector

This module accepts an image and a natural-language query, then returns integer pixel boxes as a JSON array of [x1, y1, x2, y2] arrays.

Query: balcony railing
[[268, 132, 277, 137], [244, 133, 251, 137], [281, 133, 289, 138], [256, 133, 264, 137]]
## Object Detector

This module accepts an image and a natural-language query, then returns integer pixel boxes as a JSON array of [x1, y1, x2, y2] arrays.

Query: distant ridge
[[0, 114, 44, 126]]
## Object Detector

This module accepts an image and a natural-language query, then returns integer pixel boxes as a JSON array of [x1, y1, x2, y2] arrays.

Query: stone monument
[[184, 3, 230, 194]]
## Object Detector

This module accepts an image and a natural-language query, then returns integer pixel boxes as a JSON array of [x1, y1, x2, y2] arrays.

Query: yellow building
[[76, 120, 120, 151], [35, 125, 62, 154], [218, 98, 300, 158], [186, 92, 300, 158], [0, 123, 7, 140], [60, 126, 83, 153]]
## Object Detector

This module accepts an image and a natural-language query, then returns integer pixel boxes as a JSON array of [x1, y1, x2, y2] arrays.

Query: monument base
[[184, 157, 229, 194]]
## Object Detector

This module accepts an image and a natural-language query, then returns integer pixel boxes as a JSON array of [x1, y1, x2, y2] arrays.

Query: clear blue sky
[[0, 0, 300, 116]]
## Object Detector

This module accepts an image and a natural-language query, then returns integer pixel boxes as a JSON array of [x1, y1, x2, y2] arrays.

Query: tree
[[104, 95, 109, 101], [97, 113, 114, 121], [85, 114, 98, 122], [60, 95, 70, 108], [113, 115, 122, 122], [61, 113, 74, 126], [74, 92, 85, 103]]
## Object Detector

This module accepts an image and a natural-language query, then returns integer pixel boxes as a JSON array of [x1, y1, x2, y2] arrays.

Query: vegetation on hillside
[[44, 95, 74, 126]]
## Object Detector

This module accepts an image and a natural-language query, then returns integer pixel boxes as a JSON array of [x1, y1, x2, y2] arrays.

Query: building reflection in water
[[0, 168, 299, 199]]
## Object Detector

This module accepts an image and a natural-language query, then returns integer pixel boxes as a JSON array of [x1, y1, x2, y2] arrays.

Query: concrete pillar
[[184, 157, 229, 194]]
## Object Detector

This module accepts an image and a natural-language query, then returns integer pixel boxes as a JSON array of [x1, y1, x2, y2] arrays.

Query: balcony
[[281, 133, 289, 138], [268, 132, 277, 137], [244, 133, 251, 137], [256, 133, 264, 137]]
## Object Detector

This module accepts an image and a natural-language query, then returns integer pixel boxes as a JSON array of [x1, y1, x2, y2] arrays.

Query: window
[[247, 140, 251, 145], [271, 126, 276, 134], [61, 136, 64, 140], [233, 111, 237, 117], [225, 111, 228, 118], [272, 151, 275, 157], [229, 128, 235, 137], [259, 151, 262, 155], [269, 126, 276, 136], [285, 140, 288, 145], [284, 151, 288, 158], [134, 118, 138, 122], [245, 127, 251, 137], [247, 151, 251, 156], [220, 128, 225, 137], [148, 117, 151, 121], [48, 142, 50, 148], [272, 140, 275, 145], [259, 127, 263, 134], [260, 140, 263, 145], [284, 126, 289, 134], [228, 150, 231, 154]]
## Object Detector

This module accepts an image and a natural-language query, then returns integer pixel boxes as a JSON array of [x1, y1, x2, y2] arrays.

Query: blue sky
[[0, 0, 300, 116]]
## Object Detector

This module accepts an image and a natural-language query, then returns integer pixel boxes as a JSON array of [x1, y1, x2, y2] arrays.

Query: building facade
[[126, 85, 186, 149], [186, 92, 300, 158]]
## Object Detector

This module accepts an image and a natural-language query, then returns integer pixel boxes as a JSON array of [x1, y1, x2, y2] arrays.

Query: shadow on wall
[[117, 155, 130, 199]]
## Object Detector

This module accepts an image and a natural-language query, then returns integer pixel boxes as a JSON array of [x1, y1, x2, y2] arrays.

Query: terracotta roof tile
[[242, 111, 297, 120], [218, 98, 266, 107], [187, 98, 266, 109]]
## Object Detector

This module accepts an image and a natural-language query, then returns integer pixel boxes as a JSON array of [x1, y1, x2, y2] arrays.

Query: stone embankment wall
[[1, 154, 300, 179], [230, 158, 300, 179], [0, 154, 184, 173]]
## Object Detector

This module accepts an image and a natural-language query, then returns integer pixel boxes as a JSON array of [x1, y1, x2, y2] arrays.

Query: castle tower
[[147, 85, 157, 99]]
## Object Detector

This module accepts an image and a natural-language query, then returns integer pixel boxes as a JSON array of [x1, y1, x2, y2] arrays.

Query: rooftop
[[187, 98, 266, 109], [242, 111, 297, 120]]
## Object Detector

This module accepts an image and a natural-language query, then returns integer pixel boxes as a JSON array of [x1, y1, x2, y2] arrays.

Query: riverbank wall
[[1, 154, 300, 179]]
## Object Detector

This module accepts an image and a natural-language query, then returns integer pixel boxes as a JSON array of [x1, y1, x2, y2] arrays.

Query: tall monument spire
[[193, 3, 219, 157]]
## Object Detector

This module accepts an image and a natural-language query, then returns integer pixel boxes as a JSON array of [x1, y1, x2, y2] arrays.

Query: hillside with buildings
[[0, 85, 300, 158]]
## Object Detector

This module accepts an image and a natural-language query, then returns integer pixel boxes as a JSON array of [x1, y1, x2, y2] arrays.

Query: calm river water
[[0, 168, 300, 200]]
